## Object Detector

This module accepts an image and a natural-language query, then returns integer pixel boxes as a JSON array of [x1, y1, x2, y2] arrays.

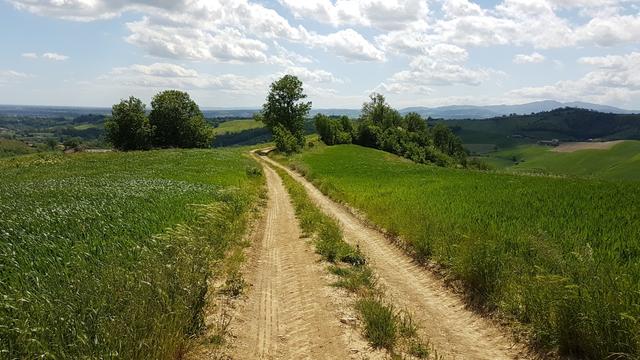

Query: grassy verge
[[0, 149, 264, 359], [272, 163, 429, 358], [280, 143, 640, 359]]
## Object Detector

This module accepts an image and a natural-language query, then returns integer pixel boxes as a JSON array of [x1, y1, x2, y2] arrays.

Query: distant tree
[[431, 123, 465, 159], [105, 96, 152, 150], [149, 90, 214, 148], [62, 137, 83, 150], [315, 114, 354, 145], [257, 75, 311, 152], [404, 112, 427, 133], [45, 138, 58, 150], [361, 93, 388, 125]]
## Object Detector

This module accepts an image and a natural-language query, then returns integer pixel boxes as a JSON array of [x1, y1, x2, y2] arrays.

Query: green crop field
[[212, 119, 264, 135], [284, 144, 640, 359], [483, 141, 640, 181], [0, 149, 263, 359]]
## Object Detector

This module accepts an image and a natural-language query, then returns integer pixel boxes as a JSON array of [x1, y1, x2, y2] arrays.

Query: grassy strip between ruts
[[271, 163, 430, 359]]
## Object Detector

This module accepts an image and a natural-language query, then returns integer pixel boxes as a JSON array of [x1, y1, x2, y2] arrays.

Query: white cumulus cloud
[[513, 52, 546, 64]]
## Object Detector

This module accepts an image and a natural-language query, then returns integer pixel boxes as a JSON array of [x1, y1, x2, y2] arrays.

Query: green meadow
[[484, 140, 640, 180], [285, 144, 640, 359], [0, 149, 263, 359], [211, 119, 264, 135]]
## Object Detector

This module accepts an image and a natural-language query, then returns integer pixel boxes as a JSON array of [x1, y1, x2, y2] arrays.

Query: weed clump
[[357, 297, 397, 350]]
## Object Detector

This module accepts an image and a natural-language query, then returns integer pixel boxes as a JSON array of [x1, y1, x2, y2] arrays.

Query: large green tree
[[257, 75, 311, 153], [105, 96, 152, 150], [149, 90, 214, 148]]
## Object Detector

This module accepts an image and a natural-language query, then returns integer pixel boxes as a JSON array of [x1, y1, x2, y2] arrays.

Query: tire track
[[231, 159, 351, 359]]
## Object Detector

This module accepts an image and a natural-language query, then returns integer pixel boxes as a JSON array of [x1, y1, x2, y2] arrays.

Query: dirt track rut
[[262, 155, 530, 360], [231, 159, 351, 359]]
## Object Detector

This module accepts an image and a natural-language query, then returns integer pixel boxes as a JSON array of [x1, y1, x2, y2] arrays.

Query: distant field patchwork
[[484, 140, 640, 180]]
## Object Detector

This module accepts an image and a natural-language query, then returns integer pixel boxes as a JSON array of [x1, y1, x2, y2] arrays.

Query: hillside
[[485, 141, 640, 180], [282, 143, 640, 359], [445, 107, 640, 150]]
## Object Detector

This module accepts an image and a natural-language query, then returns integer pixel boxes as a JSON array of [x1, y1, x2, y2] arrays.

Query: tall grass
[[287, 144, 640, 359], [0, 149, 262, 359]]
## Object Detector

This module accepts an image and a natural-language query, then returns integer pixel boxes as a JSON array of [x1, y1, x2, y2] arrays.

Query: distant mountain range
[[203, 101, 637, 119], [0, 100, 636, 120], [399, 101, 636, 119]]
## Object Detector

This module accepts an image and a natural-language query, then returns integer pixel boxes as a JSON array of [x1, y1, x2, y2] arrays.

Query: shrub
[[272, 124, 302, 154]]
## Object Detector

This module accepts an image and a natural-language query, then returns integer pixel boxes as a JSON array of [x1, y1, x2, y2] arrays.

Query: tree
[[149, 90, 214, 148], [272, 124, 300, 154], [361, 93, 394, 127], [257, 75, 311, 152], [431, 123, 465, 159], [404, 112, 427, 133], [105, 96, 152, 150], [315, 114, 354, 145]]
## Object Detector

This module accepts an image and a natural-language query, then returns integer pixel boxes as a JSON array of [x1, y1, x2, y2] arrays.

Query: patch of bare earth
[[263, 155, 534, 360], [551, 140, 624, 153], [197, 160, 381, 359]]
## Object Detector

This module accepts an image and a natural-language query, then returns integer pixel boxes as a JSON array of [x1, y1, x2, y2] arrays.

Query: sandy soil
[[551, 140, 624, 153], [227, 158, 376, 359], [262, 155, 532, 360]]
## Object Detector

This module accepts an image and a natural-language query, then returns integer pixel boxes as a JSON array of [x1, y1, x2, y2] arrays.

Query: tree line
[[315, 94, 468, 167], [255, 75, 468, 167], [106, 76, 469, 168], [105, 90, 214, 150]]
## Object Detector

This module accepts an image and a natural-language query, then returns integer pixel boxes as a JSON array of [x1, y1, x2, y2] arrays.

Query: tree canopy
[[105, 90, 214, 151], [149, 90, 214, 148], [105, 96, 152, 151], [257, 75, 311, 153]]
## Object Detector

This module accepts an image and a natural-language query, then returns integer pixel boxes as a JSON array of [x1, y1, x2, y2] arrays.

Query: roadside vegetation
[[283, 144, 640, 359], [0, 149, 263, 359], [271, 163, 430, 358]]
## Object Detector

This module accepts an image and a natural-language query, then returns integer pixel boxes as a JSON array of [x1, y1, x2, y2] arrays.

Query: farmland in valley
[[483, 140, 640, 180]]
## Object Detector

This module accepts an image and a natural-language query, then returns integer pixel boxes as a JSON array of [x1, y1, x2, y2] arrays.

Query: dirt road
[[230, 159, 354, 359], [262, 155, 530, 360]]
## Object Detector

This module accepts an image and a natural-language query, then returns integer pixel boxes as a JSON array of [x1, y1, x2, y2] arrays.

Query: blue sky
[[1, 0, 639, 109]]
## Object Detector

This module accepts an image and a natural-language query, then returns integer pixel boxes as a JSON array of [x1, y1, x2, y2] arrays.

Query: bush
[[272, 124, 302, 154]]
